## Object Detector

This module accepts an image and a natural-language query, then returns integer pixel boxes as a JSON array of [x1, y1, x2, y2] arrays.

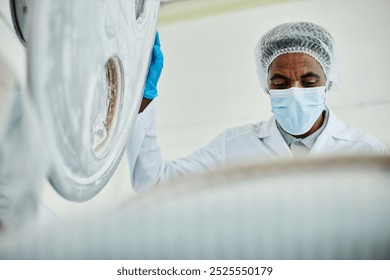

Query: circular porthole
[[92, 56, 123, 157]]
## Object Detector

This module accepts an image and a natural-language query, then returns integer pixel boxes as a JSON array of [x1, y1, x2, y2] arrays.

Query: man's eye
[[302, 80, 318, 87], [272, 80, 289, 88]]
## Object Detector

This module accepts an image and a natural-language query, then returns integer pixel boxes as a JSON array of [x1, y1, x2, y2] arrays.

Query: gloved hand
[[143, 32, 164, 100]]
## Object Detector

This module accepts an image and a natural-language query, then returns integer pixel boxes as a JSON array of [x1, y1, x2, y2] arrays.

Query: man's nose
[[291, 81, 302, 88]]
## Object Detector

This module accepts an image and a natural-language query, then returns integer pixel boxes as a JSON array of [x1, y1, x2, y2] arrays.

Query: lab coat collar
[[309, 110, 354, 145], [257, 115, 293, 158], [256, 111, 351, 158], [256, 115, 279, 138], [321, 110, 352, 140], [309, 110, 352, 156]]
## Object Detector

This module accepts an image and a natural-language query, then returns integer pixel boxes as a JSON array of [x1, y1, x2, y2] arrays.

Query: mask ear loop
[[326, 80, 332, 92]]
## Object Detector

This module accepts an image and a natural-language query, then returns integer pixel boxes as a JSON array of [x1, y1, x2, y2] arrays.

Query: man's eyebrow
[[301, 72, 321, 79], [270, 74, 289, 81]]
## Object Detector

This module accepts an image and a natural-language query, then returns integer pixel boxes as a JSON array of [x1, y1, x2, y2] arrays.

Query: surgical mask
[[269, 86, 326, 135]]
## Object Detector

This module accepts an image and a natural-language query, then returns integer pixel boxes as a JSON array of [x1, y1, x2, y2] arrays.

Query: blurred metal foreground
[[0, 0, 46, 231], [1, 155, 390, 259]]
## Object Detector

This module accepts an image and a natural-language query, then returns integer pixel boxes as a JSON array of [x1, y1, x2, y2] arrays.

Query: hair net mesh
[[255, 22, 339, 93]]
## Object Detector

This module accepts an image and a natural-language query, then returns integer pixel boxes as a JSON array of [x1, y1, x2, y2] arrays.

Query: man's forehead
[[272, 59, 316, 69], [269, 53, 325, 79], [271, 53, 320, 69]]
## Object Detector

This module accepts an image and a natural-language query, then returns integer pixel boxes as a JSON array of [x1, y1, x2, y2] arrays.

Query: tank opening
[[93, 56, 123, 157]]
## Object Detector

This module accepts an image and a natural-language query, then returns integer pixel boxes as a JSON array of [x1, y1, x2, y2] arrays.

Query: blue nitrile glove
[[143, 32, 164, 100]]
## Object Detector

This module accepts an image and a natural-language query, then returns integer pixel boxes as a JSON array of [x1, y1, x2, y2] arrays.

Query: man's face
[[267, 53, 326, 90]]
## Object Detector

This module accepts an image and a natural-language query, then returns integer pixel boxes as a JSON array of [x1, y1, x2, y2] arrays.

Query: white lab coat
[[127, 101, 389, 191]]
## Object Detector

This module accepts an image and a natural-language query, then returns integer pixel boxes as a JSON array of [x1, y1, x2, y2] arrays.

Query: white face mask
[[269, 86, 326, 135]]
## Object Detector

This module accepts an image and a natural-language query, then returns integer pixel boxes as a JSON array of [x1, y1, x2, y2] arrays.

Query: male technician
[[127, 22, 388, 191]]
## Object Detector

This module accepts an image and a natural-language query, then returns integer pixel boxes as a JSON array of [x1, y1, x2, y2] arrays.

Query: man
[[127, 22, 388, 192]]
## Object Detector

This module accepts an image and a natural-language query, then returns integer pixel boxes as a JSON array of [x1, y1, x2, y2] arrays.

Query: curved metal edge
[[9, 0, 27, 47]]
